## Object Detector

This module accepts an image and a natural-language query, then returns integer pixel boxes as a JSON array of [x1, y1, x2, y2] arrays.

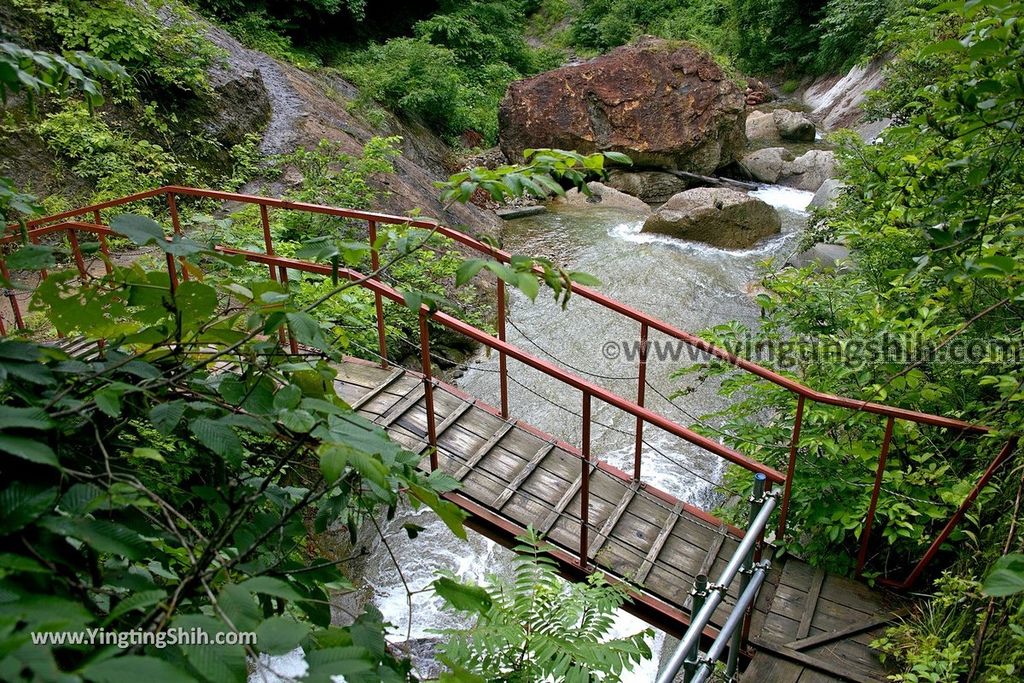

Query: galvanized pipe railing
[[657, 473, 777, 683]]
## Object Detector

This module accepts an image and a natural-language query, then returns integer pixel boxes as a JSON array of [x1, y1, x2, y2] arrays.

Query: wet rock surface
[[641, 187, 781, 249], [556, 181, 652, 214]]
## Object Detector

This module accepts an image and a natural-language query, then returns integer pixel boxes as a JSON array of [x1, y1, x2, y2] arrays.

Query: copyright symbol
[[602, 342, 620, 360]]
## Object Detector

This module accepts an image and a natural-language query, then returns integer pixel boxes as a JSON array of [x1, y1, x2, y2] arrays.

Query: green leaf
[[319, 443, 350, 484], [919, 38, 966, 57], [6, 244, 56, 271], [280, 409, 317, 434], [103, 589, 167, 625], [603, 151, 633, 165], [82, 655, 193, 683], [189, 417, 243, 461], [238, 576, 304, 602], [983, 553, 1024, 597], [515, 272, 539, 301], [0, 484, 57, 535], [432, 576, 493, 614], [286, 312, 328, 350], [0, 406, 52, 430], [0, 434, 58, 466], [569, 271, 602, 287], [42, 517, 149, 560], [407, 483, 467, 540], [173, 614, 246, 683], [150, 401, 186, 435], [110, 214, 166, 246], [255, 616, 311, 655], [455, 259, 486, 287]]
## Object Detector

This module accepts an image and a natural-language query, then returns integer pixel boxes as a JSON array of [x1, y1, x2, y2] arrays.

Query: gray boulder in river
[[556, 182, 651, 214], [773, 109, 817, 141], [641, 188, 781, 249], [738, 148, 837, 192], [809, 179, 847, 209]]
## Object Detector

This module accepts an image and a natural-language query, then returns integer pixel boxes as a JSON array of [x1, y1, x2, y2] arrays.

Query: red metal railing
[[1, 186, 1015, 589]]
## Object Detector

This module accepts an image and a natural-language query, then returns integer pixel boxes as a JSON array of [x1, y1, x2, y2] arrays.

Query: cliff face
[[203, 24, 501, 234], [801, 56, 890, 142], [0, 5, 500, 235]]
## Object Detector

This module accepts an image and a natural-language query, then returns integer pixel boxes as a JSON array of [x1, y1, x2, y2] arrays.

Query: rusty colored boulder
[[499, 38, 746, 175]]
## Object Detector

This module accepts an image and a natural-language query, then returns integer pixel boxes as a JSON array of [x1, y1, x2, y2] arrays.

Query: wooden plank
[[634, 504, 682, 584], [797, 567, 826, 640], [378, 384, 425, 428], [698, 524, 729, 579], [786, 610, 908, 652], [452, 420, 516, 481], [749, 638, 884, 683], [493, 442, 556, 510], [742, 653, 806, 683], [350, 368, 405, 410], [538, 462, 597, 534], [415, 400, 474, 454], [588, 481, 640, 559]]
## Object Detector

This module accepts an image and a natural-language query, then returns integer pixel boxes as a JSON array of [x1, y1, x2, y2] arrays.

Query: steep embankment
[[0, 5, 500, 233], [203, 22, 501, 232]]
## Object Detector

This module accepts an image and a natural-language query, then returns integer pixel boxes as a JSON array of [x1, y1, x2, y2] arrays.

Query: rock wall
[[204, 25, 500, 233], [802, 56, 890, 141]]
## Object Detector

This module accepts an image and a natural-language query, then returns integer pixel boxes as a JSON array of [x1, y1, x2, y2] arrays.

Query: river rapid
[[363, 185, 814, 679], [252, 184, 814, 682]]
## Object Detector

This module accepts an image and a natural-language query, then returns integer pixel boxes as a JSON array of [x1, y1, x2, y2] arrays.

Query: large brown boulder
[[499, 38, 746, 174], [641, 188, 780, 249]]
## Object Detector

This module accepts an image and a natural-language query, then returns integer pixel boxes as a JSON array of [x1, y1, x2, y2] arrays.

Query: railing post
[[92, 209, 112, 275], [728, 472, 765, 678], [165, 252, 178, 294], [497, 278, 509, 419], [0, 259, 24, 331], [856, 415, 895, 577], [891, 436, 1019, 589], [278, 264, 298, 354], [633, 321, 649, 481], [66, 228, 88, 280], [259, 204, 286, 348], [420, 306, 438, 469], [776, 394, 805, 541], [683, 574, 709, 682], [367, 220, 389, 368], [166, 192, 188, 282], [580, 391, 591, 569]]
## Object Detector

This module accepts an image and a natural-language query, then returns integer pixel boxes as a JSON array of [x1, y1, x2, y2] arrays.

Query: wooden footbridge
[[3, 187, 1015, 681]]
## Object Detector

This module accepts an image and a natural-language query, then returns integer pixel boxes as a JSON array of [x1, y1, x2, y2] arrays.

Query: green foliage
[[342, 1, 541, 144], [434, 530, 652, 682], [35, 101, 186, 199], [0, 212, 478, 680], [222, 9, 323, 68], [12, 0, 221, 94], [685, 0, 1024, 578], [0, 41, 124, 226]]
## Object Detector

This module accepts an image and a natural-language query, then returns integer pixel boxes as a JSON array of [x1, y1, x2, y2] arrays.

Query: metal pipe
[[856, 415, 896, 576], [580, 391, 591, 569], [683, 574, 709, 681], [657, 487, 777, 683], [727, 474, 766, 678], [497, 278, 508, 418], [777, 394, 804, 540], [690, 561, 770, 683], [633, 321, 648, 480]]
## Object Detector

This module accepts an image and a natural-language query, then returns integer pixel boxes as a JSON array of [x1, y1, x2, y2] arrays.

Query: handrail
[[5, 185, 990, 435], [658, 475, 778, 683], [2, 187, 1013, 590]]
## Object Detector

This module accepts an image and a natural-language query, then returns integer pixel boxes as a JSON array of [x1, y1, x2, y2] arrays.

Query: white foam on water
[[249, 647, 308, 683], [749, 184, 815, 213], [608, 219, 794, 259]]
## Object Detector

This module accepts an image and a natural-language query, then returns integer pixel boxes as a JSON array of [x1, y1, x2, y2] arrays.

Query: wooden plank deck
[[334, 357, 899, 681]]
